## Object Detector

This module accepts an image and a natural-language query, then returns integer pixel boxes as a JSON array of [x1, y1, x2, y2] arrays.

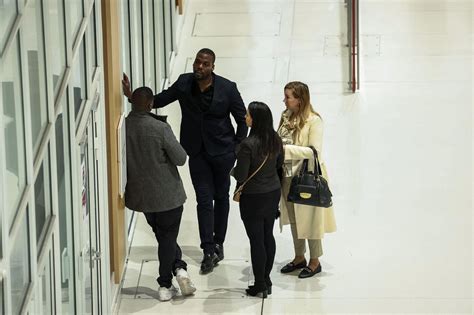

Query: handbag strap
[[309, 146, 322, 176], [238, 155, 269, 190]]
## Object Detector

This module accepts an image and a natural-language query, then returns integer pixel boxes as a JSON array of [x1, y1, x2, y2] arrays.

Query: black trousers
[[189, 150, 235, 255], [143, 206, 187, 288], [240, 189, 280, 289]]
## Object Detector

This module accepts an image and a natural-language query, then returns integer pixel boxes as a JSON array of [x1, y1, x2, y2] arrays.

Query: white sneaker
[[158, 284, 177, 301], [175, 268, 196, 296]]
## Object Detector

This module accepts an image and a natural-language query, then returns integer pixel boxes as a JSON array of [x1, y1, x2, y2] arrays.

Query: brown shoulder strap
[[239, 155, 269, 189]]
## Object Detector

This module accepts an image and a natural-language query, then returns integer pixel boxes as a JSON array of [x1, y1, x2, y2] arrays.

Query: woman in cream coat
[[277, 81, 336, 279]]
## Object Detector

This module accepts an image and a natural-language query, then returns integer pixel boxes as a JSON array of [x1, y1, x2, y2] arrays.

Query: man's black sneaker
[[200, 253, 219, 274], [215, 244, 224, 261]]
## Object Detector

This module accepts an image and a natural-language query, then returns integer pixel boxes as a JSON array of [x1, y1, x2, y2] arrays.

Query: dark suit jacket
[[153, 73, 248, 157]]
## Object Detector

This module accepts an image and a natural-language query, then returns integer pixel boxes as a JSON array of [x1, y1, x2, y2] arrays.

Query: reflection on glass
[[131, 0, 143, 87], [72, 39, 87, 119], [69, 0, 84, 42], [48, 0, 67, 95], [121, 0, 132, 113], [155, 0, 166, 87], [89, 4, 97, 82], [34, 156, 52, 247], [41, 254, 53, 314], [2, 37, 26, 229], [146, 0, 156, 90], [121, 0, 130, 75], [25, 0, 48, 154], [0, 0, 17, 49], [163, 0, 173, 75], [55, 105, 76, 314], [10, 211, 30, 315]]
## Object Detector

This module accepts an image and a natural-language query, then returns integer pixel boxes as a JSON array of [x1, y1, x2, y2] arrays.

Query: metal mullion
[[0, 96, 4, 315], [94, 0, 104, 70], [356, 0, 360, 90], [153, 0, 164, 91], [141, 0, 146, 85], [36, 216, 56, 270], [150, 0, 157, 91], [71, 20, 89, 74], [346, 0, 352, 92], [84, 0, 96, 102], [56, 90, 76, 314], [75, 98, 93, 141], [17, 23, 39, 313], [0, 13, 23, 61], [47, 102, 63, 315], [66, 78, 82, 315], [32, 123, 53, 179], [42, 0, 58, 127], [90, 67, 102, 97], [54, 67, 72, 117]]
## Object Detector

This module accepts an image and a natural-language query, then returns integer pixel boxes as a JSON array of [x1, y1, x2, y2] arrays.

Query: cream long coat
[[279, 113, 337, 239]]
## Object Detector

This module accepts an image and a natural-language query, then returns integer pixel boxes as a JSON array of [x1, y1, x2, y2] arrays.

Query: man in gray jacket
[[125, 86, 195, 301]]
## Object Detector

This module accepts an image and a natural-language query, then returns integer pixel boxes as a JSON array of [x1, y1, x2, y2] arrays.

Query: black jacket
[[153, 73, 248, 157], [233, 136, 283, 194]]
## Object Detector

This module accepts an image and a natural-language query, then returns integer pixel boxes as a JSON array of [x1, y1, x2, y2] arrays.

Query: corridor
[[116, 0, 472, 314]]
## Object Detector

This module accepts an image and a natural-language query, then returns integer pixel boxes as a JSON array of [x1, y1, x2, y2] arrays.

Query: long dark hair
[[247, 101, 282, 158]]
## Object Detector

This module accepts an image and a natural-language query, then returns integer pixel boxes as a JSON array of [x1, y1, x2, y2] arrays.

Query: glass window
[[24, 0, 48, 155], [1, 36, 26, 229], [34, 153, 52, 248], [55, 98, 76, 314], [145, 0, 156, 90], [121, 0, 132, 112], [41, 253, 53, 314], [155, 0, 166, 89], [88, 4, 98, 82], [10, 211, 31, 315], [69, 0, 84, 43], [48, 0, 67, 96], [72, 38, 87, 120], [0, 0, 17, 50], [130, 0, 143, 88]]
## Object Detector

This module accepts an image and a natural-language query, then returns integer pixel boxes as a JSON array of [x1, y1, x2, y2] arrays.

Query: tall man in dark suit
[[122, 48, 248, 274]]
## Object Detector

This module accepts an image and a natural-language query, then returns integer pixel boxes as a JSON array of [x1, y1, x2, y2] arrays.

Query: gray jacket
[[125, 111, 187, 212]]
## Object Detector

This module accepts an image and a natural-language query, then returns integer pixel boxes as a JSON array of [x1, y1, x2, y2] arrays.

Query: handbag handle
[[309, 146, 322, 176], [237, 154, 269, 191]]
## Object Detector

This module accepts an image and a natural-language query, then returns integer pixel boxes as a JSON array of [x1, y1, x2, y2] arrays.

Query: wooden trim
[[101, 0, 126, 284]]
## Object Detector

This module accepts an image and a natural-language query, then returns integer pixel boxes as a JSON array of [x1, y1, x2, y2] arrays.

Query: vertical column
[[100, 0, 126, 283]]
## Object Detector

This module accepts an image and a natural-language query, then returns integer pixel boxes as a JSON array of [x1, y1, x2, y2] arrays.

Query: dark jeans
[[189, 150, 235, 255], [240, 189, 280, 289], [143, 206, 187, 288]]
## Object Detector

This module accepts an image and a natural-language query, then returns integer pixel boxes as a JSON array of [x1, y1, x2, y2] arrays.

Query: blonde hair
[[282, 81, 321, 141]]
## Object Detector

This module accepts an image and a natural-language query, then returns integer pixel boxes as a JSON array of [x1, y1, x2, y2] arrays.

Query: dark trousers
[[189, 150, 235, 255], [143, 206, 187, 288], [240, 189, 280, 289]]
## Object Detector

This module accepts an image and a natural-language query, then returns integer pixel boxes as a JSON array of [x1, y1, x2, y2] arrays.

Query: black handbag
[[287, 147, 333, 207]]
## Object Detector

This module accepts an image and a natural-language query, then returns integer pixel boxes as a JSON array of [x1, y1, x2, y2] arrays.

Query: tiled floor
[[116, 0, 473, 313]]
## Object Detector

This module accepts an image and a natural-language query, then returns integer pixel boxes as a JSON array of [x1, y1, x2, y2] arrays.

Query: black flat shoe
[[215, 243, 224, 262], [246, 285, 268, 298], [200, 253, 219, 274], [280, 260, 307, 273], [298, 264, 322, 279]]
